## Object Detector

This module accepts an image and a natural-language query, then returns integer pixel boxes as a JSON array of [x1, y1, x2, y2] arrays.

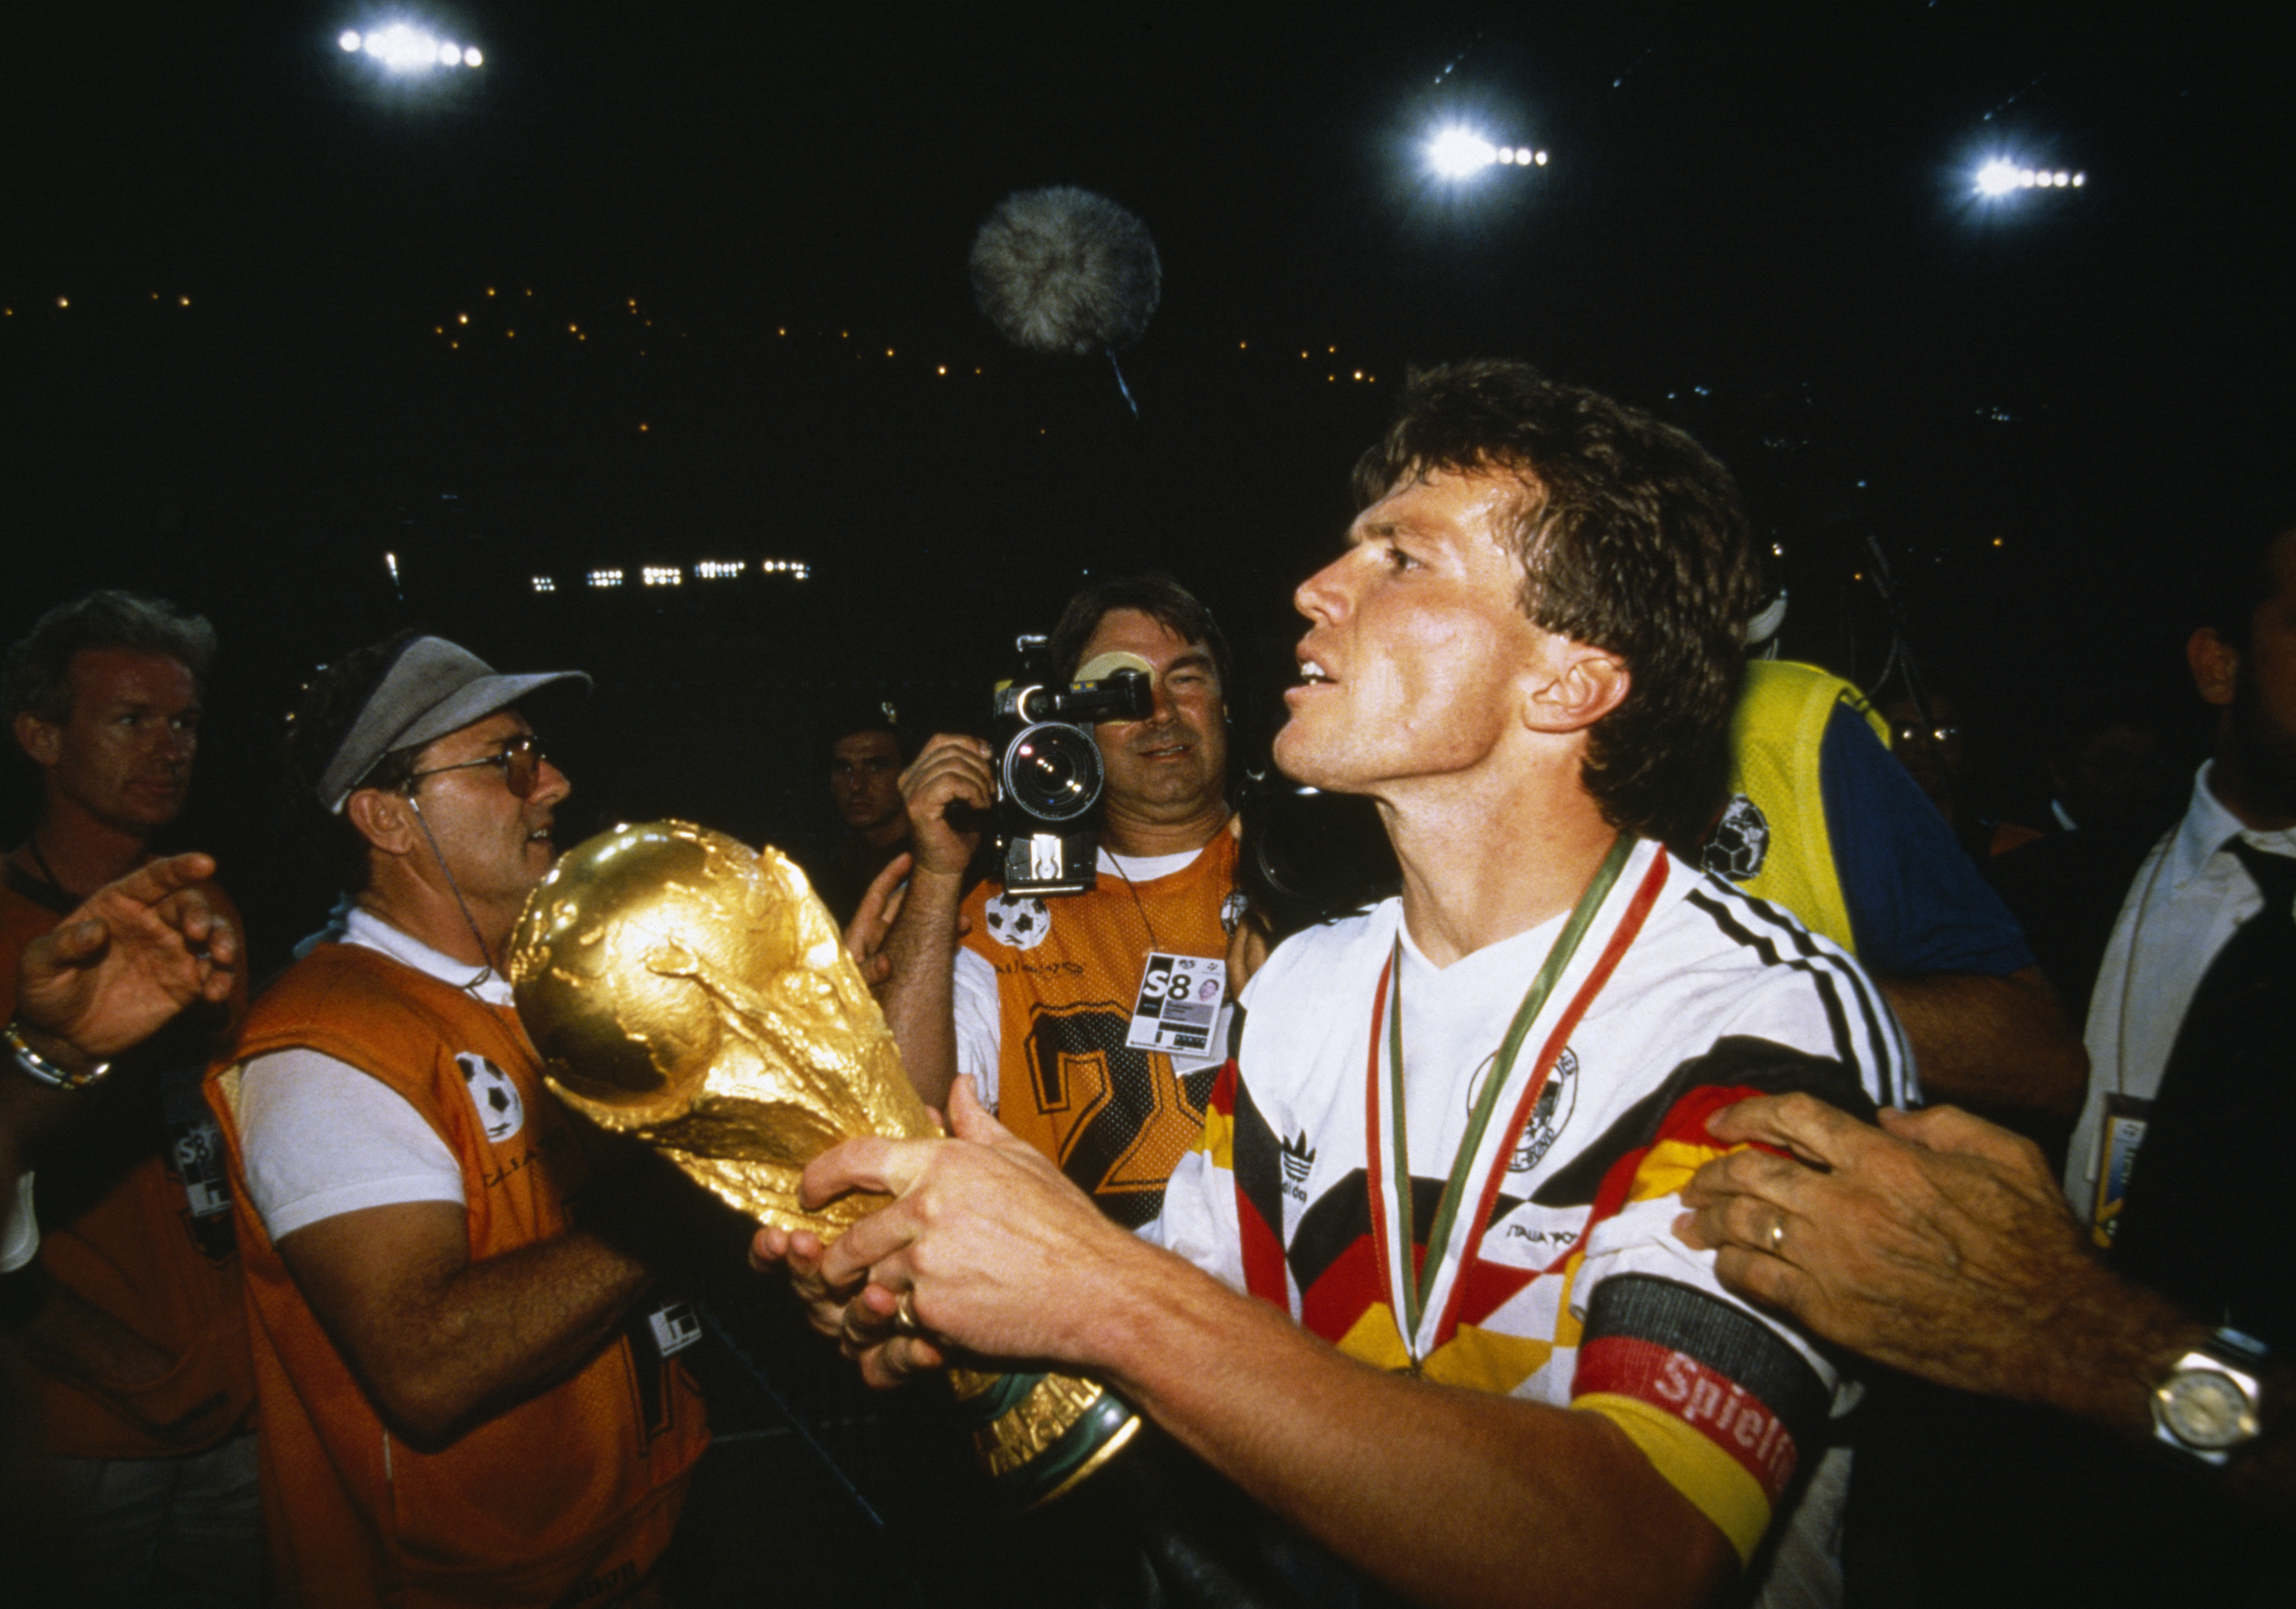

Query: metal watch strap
[[3, 1017, 110, 1091]]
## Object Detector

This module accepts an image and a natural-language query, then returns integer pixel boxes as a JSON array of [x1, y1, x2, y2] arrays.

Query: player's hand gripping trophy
[[508, 821, 1139, 1506]]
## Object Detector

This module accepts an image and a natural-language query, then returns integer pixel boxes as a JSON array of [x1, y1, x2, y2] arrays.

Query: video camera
[[989, 635, 1153, 896]]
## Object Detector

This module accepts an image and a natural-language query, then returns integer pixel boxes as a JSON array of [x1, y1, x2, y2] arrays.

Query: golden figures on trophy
[[506, 820, 1137, 1504]]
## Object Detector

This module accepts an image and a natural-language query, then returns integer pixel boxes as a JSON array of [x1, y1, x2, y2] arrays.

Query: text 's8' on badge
[[1126, 951, 1221, 1055]]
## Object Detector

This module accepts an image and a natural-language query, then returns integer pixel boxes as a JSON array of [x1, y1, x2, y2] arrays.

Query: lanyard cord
[[403, 794, 504, 999], [1380, 834, 1634, 1347], [1105, 849, 1165, 953]]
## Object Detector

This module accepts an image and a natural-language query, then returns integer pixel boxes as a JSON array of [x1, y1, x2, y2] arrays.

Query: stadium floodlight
[[340, 19, 483, 73], [1428, 127, 1500, 178], [1974, 157, 2086, 199]]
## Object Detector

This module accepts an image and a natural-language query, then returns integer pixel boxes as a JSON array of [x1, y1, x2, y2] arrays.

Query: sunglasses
[[405, 732, 548, 799]]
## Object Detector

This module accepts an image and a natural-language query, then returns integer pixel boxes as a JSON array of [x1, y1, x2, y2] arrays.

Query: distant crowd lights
[[1975, 159, 2084, 197], [337, 23, 483, 71], [1427, 126, 1548, 180], [545, 560, 811, 593]]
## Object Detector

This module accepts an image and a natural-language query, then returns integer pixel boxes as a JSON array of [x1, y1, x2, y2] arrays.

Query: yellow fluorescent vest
[[1711, 660, 1888, 958]]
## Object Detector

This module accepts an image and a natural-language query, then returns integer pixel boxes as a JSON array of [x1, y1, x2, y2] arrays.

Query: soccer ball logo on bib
[[983, 892, 1053, 951], [1700, 793, 1770, 883], [457, 1053, 525, 1142]]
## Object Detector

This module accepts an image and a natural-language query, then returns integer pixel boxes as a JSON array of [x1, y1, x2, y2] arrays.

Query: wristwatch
[[2152, 1327, 2269, 1467], [3, 1017, 111, 1091]]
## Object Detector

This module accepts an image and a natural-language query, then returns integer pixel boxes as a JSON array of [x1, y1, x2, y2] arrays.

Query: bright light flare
[[1428, 127, 1499, 178], [1975, 158, 2086, 199], [343, 21, 484, 72]]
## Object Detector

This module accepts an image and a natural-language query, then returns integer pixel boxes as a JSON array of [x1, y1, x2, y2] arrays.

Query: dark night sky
[[4, 3, 2291, 951]]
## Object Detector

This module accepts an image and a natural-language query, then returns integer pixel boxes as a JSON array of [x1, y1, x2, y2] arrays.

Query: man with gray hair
[[204, 632, 707, 1609]]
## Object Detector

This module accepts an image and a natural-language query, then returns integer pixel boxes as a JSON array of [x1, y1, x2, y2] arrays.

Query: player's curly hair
[[1353, 361, 1760, 854]]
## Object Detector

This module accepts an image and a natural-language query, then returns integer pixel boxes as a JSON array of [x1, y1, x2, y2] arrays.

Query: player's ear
[[13, 710, 61, 769], [2188, 625, 2239, 709], [1521, 641, 1628, 735], [346, 787, 419, 857]]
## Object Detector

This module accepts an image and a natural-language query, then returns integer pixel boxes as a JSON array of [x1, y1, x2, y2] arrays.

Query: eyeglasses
[[404, 733, 548, 799]]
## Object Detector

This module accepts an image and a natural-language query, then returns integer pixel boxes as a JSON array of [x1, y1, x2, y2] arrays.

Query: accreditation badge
[[1125, 952, 1224, 1055], [2090, 1092, 2152, 1249]]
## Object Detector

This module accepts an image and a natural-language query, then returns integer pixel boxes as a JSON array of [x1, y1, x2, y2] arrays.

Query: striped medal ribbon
[[1363, 835, 1668, 1371]]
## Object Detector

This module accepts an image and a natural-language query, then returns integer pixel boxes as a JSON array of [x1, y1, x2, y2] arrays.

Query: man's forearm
[[878, 867, 965, 1109], [283, 1206, 653, 1448], [1078, 1243, 1731, 1609], [2023, 1268, 2296, 1509], [1882, 968, 2087, 1117], [405, 1229, 651, 1440]]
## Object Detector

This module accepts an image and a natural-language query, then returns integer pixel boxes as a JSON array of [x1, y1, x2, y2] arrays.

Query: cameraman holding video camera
[[877, 575, 1243, 1229]]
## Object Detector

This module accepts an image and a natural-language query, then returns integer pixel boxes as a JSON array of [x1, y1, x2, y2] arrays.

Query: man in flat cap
[[204, 633, 708, 1609]]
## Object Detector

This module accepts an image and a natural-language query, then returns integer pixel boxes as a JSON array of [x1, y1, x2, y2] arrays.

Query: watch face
[[2160, 1369, 2258, 1451]]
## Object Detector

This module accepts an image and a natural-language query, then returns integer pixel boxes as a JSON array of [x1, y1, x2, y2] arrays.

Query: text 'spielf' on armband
[[1569, 1273, 1830, 1564]]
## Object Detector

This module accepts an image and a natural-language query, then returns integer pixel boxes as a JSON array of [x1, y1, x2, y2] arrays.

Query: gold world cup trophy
[[506, 820, 1138, 1506]]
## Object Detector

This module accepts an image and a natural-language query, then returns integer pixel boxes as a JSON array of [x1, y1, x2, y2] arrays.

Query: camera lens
[[1003, 722, 1104, 823]]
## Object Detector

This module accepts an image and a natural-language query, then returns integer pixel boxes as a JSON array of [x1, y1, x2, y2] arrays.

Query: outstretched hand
[[1676, 1093, 2126, 1407], [15, 853, 239, 1062], [842, 852, 911, 989], [840, 852, 967, 994]]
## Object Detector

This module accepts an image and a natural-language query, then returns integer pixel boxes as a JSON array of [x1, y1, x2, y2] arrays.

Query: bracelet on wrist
[[4, 1017, 110, 1091]]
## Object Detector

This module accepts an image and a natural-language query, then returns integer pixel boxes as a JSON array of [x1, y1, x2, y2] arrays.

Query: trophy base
[[949, 1366, 1142, 1508]]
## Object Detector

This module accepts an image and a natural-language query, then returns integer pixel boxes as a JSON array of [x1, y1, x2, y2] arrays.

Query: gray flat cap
[[318, 636, 590, 812]]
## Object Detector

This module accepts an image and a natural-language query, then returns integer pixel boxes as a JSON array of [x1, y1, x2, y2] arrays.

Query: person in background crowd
[[1711, 657, 2084, 1129], [878, 574, 1247, 1230], [1987, 690, 2183, 1033], [6, 855, 246, 1603], [1698, 504, 2296, 1606], [2070, 502, 2296, 1359], [805, 704, 914, 926], [205, 633, 708, 1608], [1882, 684, 2041, 861], [1, 592, 260, 1607]]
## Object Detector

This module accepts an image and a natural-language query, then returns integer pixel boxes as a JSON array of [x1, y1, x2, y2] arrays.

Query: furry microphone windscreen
[[969, 187, 1162, 357]]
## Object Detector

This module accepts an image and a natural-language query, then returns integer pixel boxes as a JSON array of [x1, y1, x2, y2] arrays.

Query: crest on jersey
[[457, 1053, 524, 1143], [1701, 793, 1771, 882], [983, 892, 1053, 951], [1509, 1045, 1579, 1173]]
